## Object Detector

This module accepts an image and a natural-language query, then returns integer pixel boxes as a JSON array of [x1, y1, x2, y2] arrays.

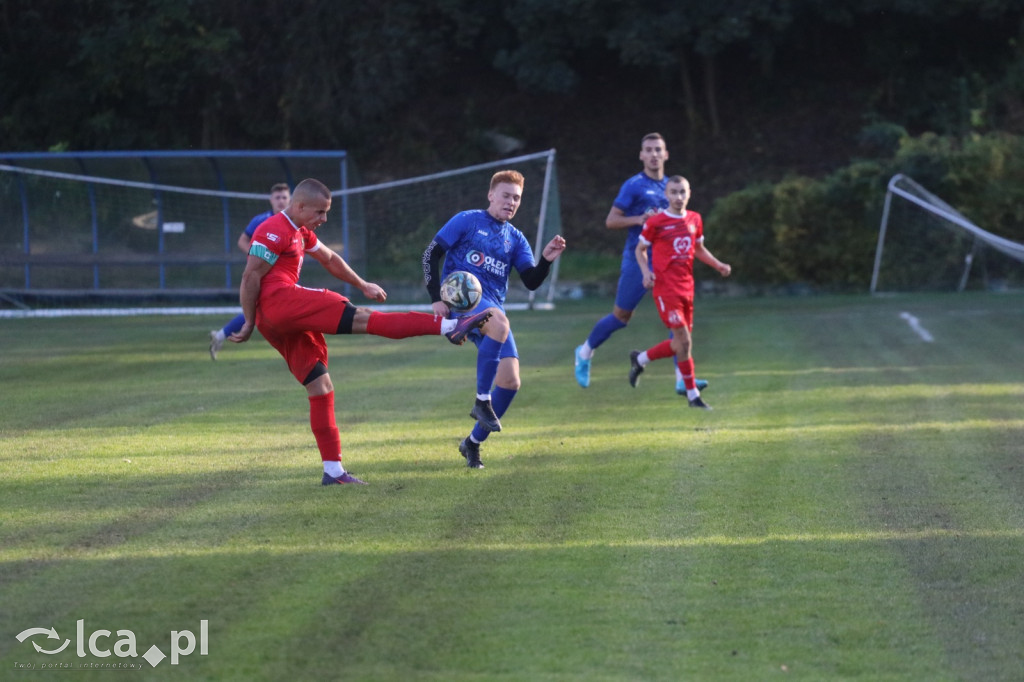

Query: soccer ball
[[440, 270, 483, 312]]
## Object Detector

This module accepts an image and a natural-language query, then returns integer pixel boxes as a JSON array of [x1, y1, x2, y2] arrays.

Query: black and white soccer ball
[[440, 270, 483, 312]]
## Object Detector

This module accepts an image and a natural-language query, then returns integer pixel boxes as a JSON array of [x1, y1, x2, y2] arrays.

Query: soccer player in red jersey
[[628, 176, 731, 409], [230, 178, 490, 485]]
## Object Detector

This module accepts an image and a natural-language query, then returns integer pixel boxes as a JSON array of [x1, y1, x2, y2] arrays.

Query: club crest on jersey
[[465, 249, 508, 277], [673, 236, 693, 255]]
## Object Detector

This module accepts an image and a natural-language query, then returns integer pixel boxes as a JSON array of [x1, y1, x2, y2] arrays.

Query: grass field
[[2, 294, 1023, 681]]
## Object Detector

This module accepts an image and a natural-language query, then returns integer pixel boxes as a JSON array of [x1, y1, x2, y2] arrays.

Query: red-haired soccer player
[[628, 176, 731, 409], [231, 178, 490, 485]]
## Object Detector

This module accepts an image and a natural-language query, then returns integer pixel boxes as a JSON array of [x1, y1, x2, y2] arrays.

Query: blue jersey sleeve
[[612, 174, 669, 259], [244, 210, 273, 237], [510, 231, 535, 273], [613, 174, 668, 217]]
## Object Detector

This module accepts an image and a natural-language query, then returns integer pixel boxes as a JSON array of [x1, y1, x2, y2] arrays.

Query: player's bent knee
[[303, 361, 329, 386]]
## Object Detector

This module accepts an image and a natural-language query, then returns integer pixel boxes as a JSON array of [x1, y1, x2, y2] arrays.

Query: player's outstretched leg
[[574, 344, 591, 388], [628, 350, 645, 387], [209, 330, 224, 360], [210, 313, 247, 360], [575, 315, 627, 387], [446, 309, 493, 346]]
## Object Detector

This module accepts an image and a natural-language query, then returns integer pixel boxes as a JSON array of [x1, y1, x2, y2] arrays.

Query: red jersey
[[638, 210, 704, 297], [249, 212, 321, 296]]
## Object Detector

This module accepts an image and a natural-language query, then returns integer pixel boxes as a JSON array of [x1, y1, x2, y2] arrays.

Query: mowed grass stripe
[[2, 294, 1023, 680]]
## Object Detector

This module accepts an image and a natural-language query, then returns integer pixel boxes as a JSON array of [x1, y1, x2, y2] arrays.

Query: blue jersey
[[612, 172, 669, 258], [244, 210, 274, 238], [433, 209, 535, 309]]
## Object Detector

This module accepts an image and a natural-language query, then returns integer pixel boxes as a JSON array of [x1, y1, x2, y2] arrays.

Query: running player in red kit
[[231, 178, 490, 485], [627, 176, 731, 409]]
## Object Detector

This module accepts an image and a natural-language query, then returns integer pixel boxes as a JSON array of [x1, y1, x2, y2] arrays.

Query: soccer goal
[[336, 149, 561, 310], [0, 150, 561, 311], [870, 173, 1024, 293]]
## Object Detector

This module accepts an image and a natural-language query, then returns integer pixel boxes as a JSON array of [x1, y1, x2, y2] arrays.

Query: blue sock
[[587, 314, 627, 350], [222, 313, 246, 336], [472, 386, 517, 442], [476, 336, 502, 396]]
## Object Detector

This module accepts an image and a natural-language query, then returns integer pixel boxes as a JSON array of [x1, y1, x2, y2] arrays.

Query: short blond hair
[[490, 170, 524, 190]]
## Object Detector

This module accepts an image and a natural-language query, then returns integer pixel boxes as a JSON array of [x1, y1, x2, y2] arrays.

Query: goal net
[[870, 174, 1024, 293], [337, 150, 561, 309], [0, 150, 561, 311]]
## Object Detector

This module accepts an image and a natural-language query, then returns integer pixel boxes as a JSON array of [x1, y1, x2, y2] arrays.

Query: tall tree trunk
[[704, 54, 721, 138], [678, 48, 700, 163]]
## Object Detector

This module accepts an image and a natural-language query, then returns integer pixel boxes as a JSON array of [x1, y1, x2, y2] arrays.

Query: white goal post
[[0, 150, 562, 311], [870, 173, 1024, 293]]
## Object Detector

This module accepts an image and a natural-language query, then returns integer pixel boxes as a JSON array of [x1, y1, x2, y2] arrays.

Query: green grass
[[2, 293, 1023, 680]]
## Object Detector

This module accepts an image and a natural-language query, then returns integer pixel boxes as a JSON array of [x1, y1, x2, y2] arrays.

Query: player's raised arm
[[309, 243, 387, 302]]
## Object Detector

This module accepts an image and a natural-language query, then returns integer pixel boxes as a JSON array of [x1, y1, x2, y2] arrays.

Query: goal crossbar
[[870, 173, 1024, 293]]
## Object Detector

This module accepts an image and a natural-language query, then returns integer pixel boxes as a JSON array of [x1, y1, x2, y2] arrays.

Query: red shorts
[[653, 292, 693, 331], [256, 285, 349, 383]]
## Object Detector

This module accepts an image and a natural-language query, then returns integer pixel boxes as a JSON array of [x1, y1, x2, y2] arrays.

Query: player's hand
[[361, 282, 387, 302], [719, 263, 732, 277], [543, 235, 566, 261], [642, 272, 655, 289], [229, 322, 254, 343], [431, 300, 451, 317]]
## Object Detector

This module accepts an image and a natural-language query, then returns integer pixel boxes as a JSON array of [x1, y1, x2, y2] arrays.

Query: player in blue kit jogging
[[572, 133, 706, 394], [423, 169, 566, 469], [209, 183, 291, 359]]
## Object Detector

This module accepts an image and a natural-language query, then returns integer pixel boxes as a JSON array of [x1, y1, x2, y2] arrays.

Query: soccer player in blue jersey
[[423, 169, 566, 469], [209, 182, 291, 359], [573, 133, 706, 394]]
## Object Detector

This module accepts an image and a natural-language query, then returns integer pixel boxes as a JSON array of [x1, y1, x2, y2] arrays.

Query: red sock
[[646, 339, 675, 361], [677, 357, 696, 391], [366, 311, 442, 339], [309, 392, 342, 462]]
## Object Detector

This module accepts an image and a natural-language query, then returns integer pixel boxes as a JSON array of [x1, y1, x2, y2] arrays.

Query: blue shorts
[[454, 300, 519, 359], [468, 327, 518, 359], [614, 254, 648, 312]]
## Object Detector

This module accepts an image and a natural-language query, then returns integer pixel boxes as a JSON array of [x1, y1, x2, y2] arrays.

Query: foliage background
[[2, 0, 1024, 288]]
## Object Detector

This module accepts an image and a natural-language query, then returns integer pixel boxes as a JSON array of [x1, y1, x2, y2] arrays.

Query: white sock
[[638, 351, 650, 366], [323, 460, 345, 477], [476, 393, 491, 402], [577, 342, 593, 360], [675, 365, 684, 381], [440, 318, 457, 334], [687, 388, 700, 401]]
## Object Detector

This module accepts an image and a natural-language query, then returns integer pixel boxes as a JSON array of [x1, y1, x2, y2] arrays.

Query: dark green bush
[[707, 132, 1024, 290]]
